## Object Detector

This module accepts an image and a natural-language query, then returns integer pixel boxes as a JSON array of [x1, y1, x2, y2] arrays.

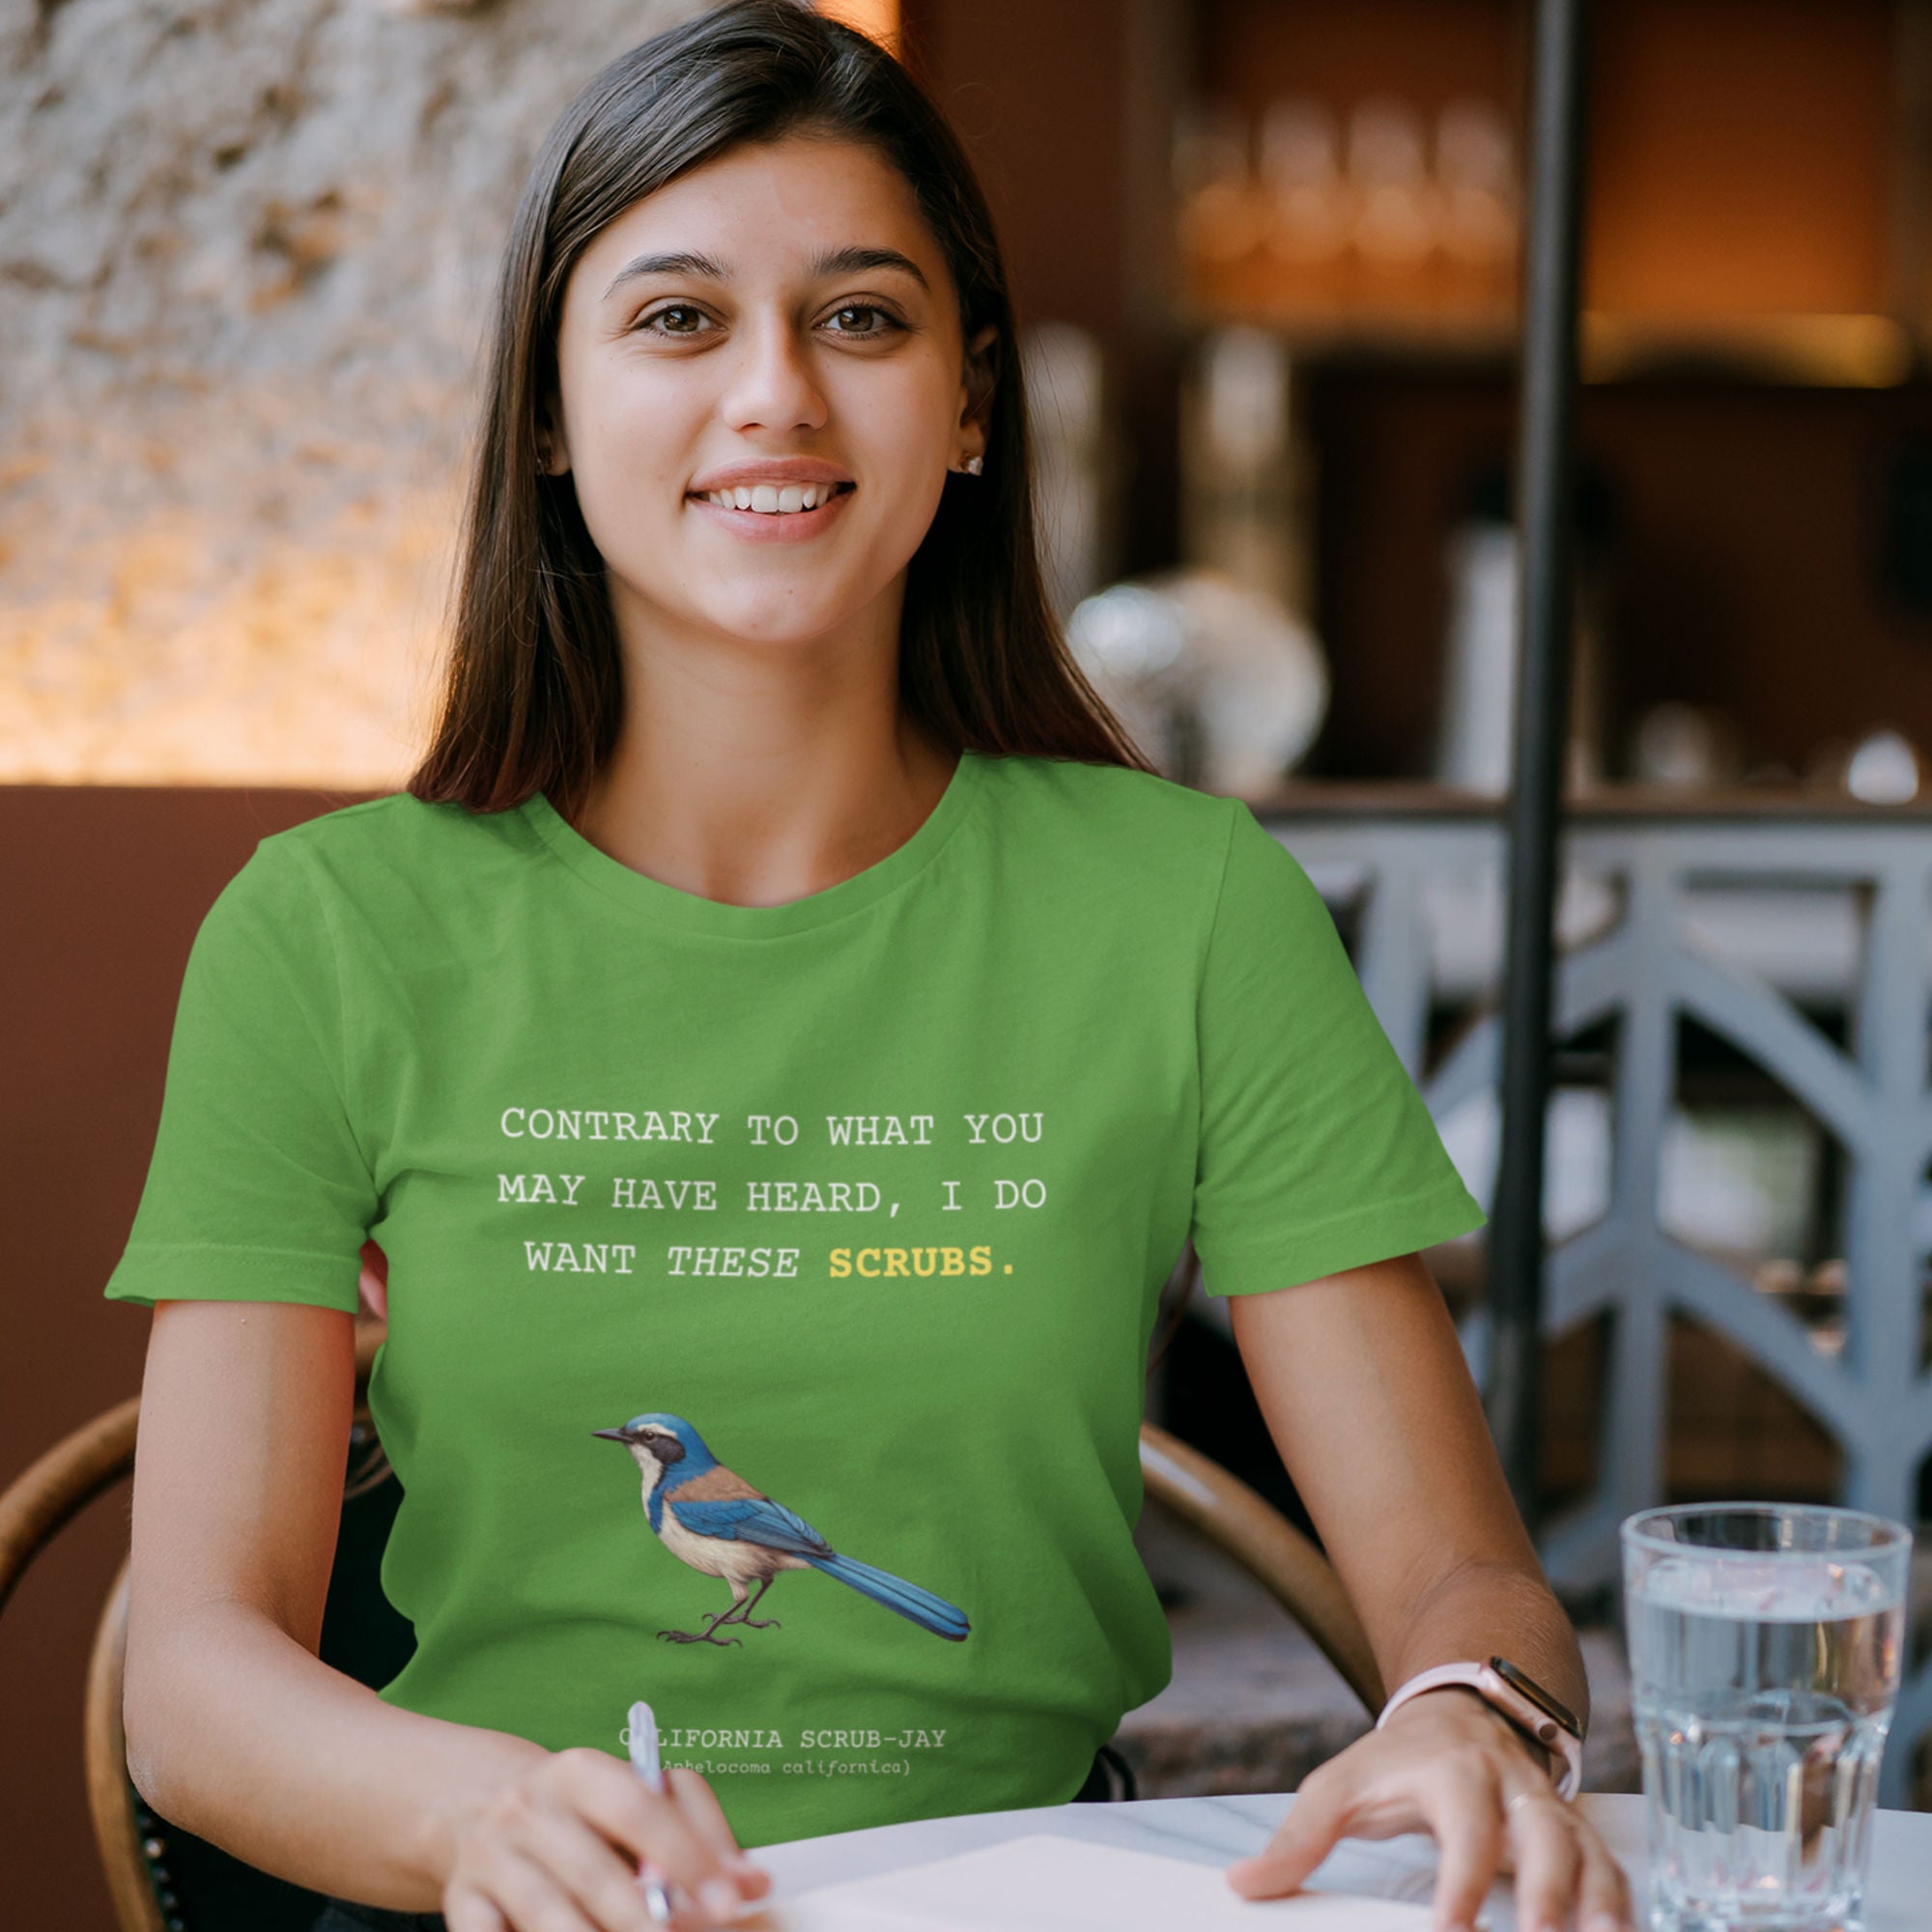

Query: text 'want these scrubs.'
[[104, 748, 1485, 1848]]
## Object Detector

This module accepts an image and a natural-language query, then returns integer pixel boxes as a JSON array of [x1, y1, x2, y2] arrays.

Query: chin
[[697, 597, 883, 648]]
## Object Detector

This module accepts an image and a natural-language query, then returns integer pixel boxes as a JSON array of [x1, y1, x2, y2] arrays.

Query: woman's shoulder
[[972, 752, 1247, 920], [231, 790, 535, 934], [975, 750, 1236, 861], [257, 788, 527, 871]]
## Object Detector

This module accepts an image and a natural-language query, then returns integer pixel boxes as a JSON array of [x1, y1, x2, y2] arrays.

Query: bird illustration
[[591, 1412, 970, 1648]]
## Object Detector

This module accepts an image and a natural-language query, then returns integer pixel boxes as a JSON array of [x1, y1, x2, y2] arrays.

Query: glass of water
[[1621, 1503, 1910, 1932]]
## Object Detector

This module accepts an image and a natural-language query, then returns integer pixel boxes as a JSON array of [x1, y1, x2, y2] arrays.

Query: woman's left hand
[[1223, 1688, 1635, 1932]]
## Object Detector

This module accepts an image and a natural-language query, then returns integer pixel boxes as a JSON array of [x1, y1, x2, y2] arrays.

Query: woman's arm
[[124, 1300, 536, 1904], [1228, 1248, 1585, 1726], [124, 1300, 763, 1922], [1216, 1251, 1632, 1932]]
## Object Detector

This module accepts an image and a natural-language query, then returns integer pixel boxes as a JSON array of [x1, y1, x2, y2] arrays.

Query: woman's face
[[545, 132, 992, 654]]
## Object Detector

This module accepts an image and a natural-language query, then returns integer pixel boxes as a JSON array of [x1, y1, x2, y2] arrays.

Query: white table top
[[752, 1790, 1932, 1929]]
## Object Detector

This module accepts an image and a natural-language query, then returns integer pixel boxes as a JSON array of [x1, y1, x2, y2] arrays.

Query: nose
[[718, 311, 829, 436]]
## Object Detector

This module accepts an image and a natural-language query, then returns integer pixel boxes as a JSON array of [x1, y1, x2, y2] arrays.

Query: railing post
[[1486, 0, 1594, 1530]]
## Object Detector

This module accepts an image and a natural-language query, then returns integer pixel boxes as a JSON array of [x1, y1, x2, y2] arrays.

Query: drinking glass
[[1621, 1503, 1910, 1932]]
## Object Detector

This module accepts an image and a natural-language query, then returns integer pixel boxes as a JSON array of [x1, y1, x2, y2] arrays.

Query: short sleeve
[[1189, 801, 1486, 1296], [101, 838, 377, 1314]]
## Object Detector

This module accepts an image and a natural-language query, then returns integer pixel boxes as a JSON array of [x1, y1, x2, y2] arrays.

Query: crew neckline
[[519, 747, 990, 939]]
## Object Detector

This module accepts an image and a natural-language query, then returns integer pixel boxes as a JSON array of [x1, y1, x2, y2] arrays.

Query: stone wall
[[0, 0, 704, 783]]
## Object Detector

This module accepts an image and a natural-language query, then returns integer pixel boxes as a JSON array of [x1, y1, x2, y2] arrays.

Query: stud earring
[[962, 455, 983, 476]]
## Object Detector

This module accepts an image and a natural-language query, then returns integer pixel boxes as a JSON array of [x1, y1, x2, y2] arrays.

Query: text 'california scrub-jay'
[[593, 1411, 971, 1648]]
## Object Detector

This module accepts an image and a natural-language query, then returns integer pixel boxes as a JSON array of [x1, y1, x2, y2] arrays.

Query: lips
[[686, 459, 856, 494], [686, 479, 858, 542], [689, 481, 856, 513]]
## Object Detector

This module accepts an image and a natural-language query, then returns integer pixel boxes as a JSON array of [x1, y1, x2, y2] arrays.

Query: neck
[[578, 573, 953, 909], [574, 705, 956, 910]]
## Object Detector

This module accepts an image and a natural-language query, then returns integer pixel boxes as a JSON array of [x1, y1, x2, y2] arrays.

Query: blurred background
[[9, 0, 1932, 1920]]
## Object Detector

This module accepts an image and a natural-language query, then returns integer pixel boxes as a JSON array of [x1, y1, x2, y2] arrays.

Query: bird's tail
[[806, 1551, 970, 1640]]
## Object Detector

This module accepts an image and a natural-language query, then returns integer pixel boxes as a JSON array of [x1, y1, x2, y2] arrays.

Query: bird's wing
[[667, 1492, 834, 1557]]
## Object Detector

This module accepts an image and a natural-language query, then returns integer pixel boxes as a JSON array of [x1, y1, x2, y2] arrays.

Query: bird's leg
[[724, 1575, 781, 1631], [706, 1576, 779, 1634], [655, 1599, 744, 1647], [711, 1578, 757, 1628]]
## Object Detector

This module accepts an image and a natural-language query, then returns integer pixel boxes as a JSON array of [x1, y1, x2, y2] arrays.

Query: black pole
[[1484, 0, 1592, 1534]]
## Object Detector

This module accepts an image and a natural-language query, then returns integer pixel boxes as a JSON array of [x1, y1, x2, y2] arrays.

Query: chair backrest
[[3, 1329, 1382, 1930], [1, 1322, 404, 1932], [1137, 1420, 1384, 1715]]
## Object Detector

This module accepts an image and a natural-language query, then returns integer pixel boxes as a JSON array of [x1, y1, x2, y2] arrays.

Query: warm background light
[[0, 0, 715, 788], [813, 0, 900, 53], [0, 0, 908, 787]]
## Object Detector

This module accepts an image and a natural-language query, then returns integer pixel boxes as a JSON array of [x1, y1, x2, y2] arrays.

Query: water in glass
[[1624, 1507, 1907, 1932]]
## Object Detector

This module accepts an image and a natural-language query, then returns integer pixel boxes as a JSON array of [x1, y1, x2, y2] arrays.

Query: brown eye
[[638, 305, 710, 336], [824, 304, 898, 335]]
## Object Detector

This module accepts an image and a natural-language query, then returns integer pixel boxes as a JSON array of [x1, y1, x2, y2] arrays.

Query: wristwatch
[[1375, 1656, 1584, 1800]]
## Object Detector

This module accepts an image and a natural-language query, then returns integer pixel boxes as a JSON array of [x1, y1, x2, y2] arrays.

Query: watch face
[[1489, 1655, 1580, 1738]]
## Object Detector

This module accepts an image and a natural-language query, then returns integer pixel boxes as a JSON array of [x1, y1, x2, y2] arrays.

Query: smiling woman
[[103, 6, 1628, 1932], [537, 134, 991, 628], [405, 0, 1128, 846]]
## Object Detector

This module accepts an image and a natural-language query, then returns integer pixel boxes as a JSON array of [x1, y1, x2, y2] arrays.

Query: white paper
[[737, 1832, 1440, 1931]]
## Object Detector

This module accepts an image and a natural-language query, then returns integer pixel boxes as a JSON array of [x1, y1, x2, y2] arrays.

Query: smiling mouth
[[689, 481, 857, 517]]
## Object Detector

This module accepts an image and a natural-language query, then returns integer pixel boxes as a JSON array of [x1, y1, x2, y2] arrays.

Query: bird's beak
[[591, 1427, 634, 1443]]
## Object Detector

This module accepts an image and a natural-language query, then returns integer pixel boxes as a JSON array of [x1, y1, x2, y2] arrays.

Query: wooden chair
[[0, 1323, 401, 1932], [1136, 1420, 1385, 1718], [1, 1330, 1381, 1932]]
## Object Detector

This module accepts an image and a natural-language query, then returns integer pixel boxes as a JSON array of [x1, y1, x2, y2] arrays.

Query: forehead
[[571, 132, 947, 299]]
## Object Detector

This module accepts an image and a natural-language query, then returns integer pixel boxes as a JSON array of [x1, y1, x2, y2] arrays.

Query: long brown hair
[[407, 0, 1151, 821]]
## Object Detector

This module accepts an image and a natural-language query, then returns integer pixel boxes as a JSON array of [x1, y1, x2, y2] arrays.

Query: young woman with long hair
[[105, 7, 1634, 1930]]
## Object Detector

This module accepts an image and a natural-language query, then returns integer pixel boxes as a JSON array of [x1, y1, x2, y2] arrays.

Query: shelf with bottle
[[1176, 92, 1523, 343], [1169, 0, 1925, 387], [1169, 298, 1918, 390], [1172, 89, 1918, 386]]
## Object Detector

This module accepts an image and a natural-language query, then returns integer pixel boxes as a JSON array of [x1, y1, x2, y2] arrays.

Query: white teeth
[[703, 482, 843, 514]]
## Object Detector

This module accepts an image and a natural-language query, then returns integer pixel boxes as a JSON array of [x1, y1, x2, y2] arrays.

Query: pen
[[626, 1700, 677, 1924]]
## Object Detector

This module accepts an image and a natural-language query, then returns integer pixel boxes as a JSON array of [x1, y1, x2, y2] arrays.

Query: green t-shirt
[[103, 747, 1483, 1847]]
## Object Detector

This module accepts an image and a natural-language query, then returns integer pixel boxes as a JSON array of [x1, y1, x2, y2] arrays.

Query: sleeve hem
[[102, 1241, 362, 1315], [1197, 1181, 1488, 1297]]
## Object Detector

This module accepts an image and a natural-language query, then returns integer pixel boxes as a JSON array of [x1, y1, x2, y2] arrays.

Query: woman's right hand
[[440, 1747, 773, 1931]]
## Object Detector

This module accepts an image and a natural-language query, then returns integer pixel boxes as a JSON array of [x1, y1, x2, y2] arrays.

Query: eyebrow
[[601, 245, 930, 301]]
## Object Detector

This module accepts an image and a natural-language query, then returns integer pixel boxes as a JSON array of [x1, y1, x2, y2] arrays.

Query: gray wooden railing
[[1236, 788, 1932, 1807]]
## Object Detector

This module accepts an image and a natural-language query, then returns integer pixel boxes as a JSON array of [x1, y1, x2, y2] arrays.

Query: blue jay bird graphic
[[591, 1412, 971, 1649]]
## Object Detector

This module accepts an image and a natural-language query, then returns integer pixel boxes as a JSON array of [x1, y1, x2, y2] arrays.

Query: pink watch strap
[[1376, 1661, 1583, 1799]]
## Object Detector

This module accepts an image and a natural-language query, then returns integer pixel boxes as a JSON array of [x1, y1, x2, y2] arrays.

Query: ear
[[956, 322, 999, 463]]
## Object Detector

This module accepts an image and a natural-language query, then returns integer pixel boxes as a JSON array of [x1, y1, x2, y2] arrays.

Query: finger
[[1225, 1769, 1353, 1899], [665, 1768, 773, 1899], [523, 1798, 697, 1932], [485, 1843, 605, 1932], [1502, 1788, 1578, 1932], [1424, 1756, 1506, 1932], [554, 1749, 741, 1914], [441, 1887, 511, 1932], [1573, 1822, 1637, 1932]]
